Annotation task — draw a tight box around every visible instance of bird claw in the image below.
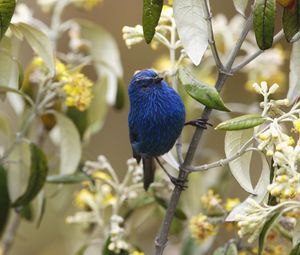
[185,118,212,129]
[169,176,188,190]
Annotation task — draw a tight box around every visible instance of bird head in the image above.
[128,69,164,95]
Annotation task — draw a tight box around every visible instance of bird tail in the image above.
[142,157,155,191]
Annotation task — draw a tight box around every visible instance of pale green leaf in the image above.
[10,23,55,75]
[226,153,270,221]
[216,114,266,131]
[0,112,11,137]
[288,40,300,103]
[76,19,122,79]
[76,19,123,106]
[233,0,249,16]
[0,48,19,89]
[178,69,230,111]
[143,0,163,43]
[173,0,208,65]
[84,78,108,142]
[253,0,276,50]
[53,112,82,175]
[12,143,48,207]
[225,129,254,193]
[7,142,31,203]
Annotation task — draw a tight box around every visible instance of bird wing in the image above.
[129,124,141,164]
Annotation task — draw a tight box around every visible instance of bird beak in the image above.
[153,76,163,83]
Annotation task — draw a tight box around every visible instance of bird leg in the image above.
[155,157,188,190]
[184,118,213,129]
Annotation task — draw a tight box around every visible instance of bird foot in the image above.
[169,176,188,191]
[185,118,212,129]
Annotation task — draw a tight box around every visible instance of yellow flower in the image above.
[92,171,111,181]
[293,119,300,133]
[63,73,93,111]
[201,189,222,210]
[75,189,95,209]
[103,193,117,206]
[189,214,216,243]
[131,251,144,255]
[71,0,102,10]
[224,198,240,212]
[167,0,173,5]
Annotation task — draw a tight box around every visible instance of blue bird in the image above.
[128,69,186,190]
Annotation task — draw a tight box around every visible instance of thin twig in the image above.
[231,30,284,73]
[203,0,224,69]
[1,213,21,255]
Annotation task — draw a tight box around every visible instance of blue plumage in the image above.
[128,69,186,190]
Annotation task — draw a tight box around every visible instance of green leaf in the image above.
[142,0,163,44]
[225,129,254,194]
[67,107,88,139]
[233,0,249,16]
[283,1,300,42]
[53,112,82,175]
[46,173,91,184]
[0,0,16,40]
[178,69,230,112]
[287,40,300,103]
[10,23,55,75]
[12,143,48,207]
[216,114,266,131]
[0,165,10,237]
[290,243,300,255]
[173,0,208,65]
[154,195,187,220]
[258,213,280,255]
[253,0,276,50]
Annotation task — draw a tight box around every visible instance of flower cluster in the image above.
[108,215,128,253]
[235,199,273,243]
[253,81,300,199]
[30,57,94,111]
[189,214,216,243]
[67,156,147,253]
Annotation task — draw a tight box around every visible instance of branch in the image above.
[188,140,255,172]
[155,12,254,255]
[203,0,224,69]
[231,30,284,73]
[1,213,21,255]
